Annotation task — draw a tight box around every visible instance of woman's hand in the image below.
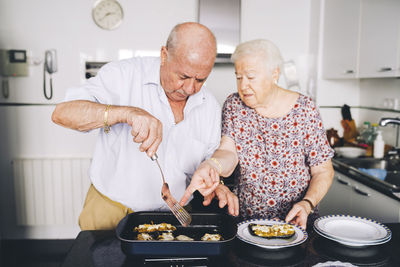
[203,184,239,216]
[285,200,312,229]
[179,160,220,206]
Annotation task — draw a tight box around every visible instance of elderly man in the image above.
[52,22,238,230]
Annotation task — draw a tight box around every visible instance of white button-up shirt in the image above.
[64,57,221,211]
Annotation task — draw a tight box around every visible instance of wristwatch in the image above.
[302,198,315,214]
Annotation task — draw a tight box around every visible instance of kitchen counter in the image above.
[332,158,400,201]
[61,223,400,267]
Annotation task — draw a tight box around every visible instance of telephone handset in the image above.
[43,49,57,100]
[45,50,57,74]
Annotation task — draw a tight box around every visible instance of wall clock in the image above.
[92,0,124,30]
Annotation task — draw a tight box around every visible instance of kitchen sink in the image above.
[335,157,400,187]
[336,157,400,172]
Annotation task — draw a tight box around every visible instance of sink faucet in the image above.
[379,117,400,127]
[379,117,400,149]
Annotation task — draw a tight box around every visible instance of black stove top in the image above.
[61,224,400,267]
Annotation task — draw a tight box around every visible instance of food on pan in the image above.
[134,223,224,242]
[201,233,222,241]
[134,223,176,233]
[175,235,194,241]
[137,233,153,241]
[248,223,295,239]
[157,232,175,241]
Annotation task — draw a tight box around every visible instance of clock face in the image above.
[92,0,123,30]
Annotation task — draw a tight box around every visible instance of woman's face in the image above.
[234,55,275,108]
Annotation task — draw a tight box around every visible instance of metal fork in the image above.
[151,153,192,227]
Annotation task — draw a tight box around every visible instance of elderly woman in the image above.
[181,39,334,229]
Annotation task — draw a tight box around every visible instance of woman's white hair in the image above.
[231,39,283,74]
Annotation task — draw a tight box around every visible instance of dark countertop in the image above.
[332,158,400,201]
[62,223,400,267]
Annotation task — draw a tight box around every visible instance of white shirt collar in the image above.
[143,57,161,85]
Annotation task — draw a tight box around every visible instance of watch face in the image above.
[92,0,123,30]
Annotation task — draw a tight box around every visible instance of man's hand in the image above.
[179,160,220,206]
[126,107,162,157]
[285,201,311,229]
[203,184,239,216]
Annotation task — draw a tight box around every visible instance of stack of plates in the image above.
[237,218,308,249]
[313,215,392,247]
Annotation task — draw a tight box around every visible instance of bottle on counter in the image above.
[365,123,379,156]
[357,121,371,144]
[368,123,379,144]
[373,131,385,158]
[357,121,377,156]
[361,121,370,133]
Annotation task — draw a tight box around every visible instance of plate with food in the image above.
[236,218,308,249]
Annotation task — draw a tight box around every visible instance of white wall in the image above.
[0,0,198,104]
[0,0,199,239]
[241,0,314,96]
[1,0,321,239]
[3,0,390,239]
[208,0,320,107]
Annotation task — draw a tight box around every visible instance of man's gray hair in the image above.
[231,39,283,74]
[166,24,180,52]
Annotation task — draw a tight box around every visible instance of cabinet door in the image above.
[350,178,400,223]
[358,0,400,78]
[322,0,360,79]
[319,173,353,216]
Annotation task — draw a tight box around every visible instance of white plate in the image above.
[334,147,366,158]
[314,227,390,247]
[312,261,357,267]
[236,218,308,249]
[314,215,391,244]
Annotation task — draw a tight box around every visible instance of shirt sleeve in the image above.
[204,95,222,159]
[304,98,334,167]
[221,93,237,140]
[63,61,123,105]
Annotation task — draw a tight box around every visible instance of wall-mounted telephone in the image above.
[43,49,57,100]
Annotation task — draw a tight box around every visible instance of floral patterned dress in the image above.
[222,93,334,220]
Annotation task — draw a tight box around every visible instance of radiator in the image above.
[12,158,91,226]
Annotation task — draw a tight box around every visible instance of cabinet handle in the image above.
[353,187,371,197]
[348,169,360,176]
[344,70,354,74]
[337,177,350,186]
[378,67,393,72]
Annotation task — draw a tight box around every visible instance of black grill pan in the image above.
[116,212,237,257]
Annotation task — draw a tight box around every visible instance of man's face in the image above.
[160,46,214,103]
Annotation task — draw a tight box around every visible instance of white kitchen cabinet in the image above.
[321,0,400,79]
[319,172,400,223]
[358,0,400,78]
[322,0,360,79]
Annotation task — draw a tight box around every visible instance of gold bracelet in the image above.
[209,157,222,175]
[104,104,111,133]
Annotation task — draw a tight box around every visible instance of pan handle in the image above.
[115,213,131,239]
